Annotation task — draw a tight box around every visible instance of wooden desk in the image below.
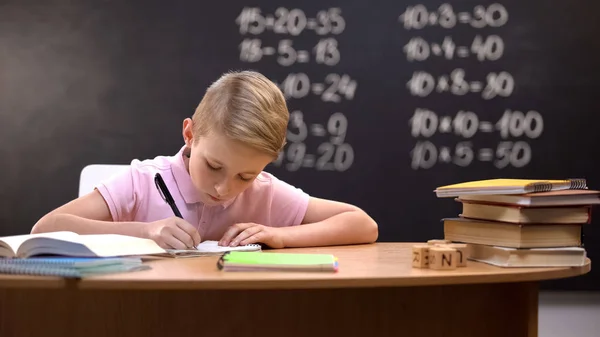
[0,243,591,337]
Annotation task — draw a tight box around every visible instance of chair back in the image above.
[78,164,129,197]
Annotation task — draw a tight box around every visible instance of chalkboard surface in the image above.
[1,0,599,290]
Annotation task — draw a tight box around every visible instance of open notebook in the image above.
[166,240,261,257]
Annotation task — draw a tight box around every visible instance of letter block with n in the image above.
[429,246,458,270]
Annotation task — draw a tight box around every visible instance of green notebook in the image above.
[217,251,339,272]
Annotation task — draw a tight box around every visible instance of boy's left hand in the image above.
[219,223,284,248]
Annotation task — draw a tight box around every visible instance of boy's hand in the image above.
[145,217,201,250]
[219,223,284,248]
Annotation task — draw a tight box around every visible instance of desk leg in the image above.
[0,281,538,337]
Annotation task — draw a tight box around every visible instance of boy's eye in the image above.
[206,161,221,171]
[239,175,253,182]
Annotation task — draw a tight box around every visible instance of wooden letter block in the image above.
[427,239,451,246]
[440,243,468,267]
[429,247,458,270]
[412,245,430,268]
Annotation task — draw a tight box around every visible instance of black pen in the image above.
[154,173,183,218]
[154,173,197,250]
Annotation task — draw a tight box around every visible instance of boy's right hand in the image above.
[145,217,201,250]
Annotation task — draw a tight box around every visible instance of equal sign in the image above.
[478,148,494,161]
[457,47,469,57]
[479,121,493,132]
[310,124,326,136]
[265,15,274,27]
[297,50,310,63]
[303,155,316,167]
[470,81,482,92]
[262,47,275,55]
[458,12,470,23]
[312,83,325,94]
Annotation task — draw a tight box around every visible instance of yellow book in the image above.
[434,178,587,198]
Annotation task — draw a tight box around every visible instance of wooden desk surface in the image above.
[0,242,591,290]
[3,242,572,337]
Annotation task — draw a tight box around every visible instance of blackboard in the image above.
[0,0,599,290]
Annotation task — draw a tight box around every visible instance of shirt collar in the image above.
[170,145,235,209]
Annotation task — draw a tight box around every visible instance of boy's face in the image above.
[182,119,273,206]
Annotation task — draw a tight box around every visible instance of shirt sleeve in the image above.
[94,164,140,222]
[268,175,310,227]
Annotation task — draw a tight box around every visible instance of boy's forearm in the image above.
[31,213,148,238]
[280,210,378,248]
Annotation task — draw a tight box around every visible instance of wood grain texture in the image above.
[0,281,539,337]
[0,243,591,290]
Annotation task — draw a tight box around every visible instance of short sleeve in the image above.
[94,165,140,222]
[268,175,310,227]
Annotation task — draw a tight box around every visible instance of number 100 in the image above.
[496,110,543,139]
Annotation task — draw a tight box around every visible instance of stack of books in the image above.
[433,179,598,267]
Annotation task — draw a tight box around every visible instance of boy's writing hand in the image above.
[219,223,284,248]
[145,217,201,250]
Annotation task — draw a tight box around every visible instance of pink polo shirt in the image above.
[95,146,310,241]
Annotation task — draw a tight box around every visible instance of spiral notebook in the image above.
[0,257,149,278]
[434,178,587,198]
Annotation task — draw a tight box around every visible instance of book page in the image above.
[75,234,166,257]
[0,231,79,256]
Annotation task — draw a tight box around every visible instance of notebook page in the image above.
[195,240,261,253]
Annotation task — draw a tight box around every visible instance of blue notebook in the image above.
[0,257,150,278]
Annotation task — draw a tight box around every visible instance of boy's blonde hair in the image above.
[191,70,289,158]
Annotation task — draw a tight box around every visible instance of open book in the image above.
[0,231,261,259]
[0,231,167,258]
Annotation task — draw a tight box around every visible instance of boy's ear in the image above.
[182,118,194,146]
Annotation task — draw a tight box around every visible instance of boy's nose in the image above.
[214,181,230,197]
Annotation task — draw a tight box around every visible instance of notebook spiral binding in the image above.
[569,178,588,190]
[529,178,588,193]
[216,251,231,270]
[530,183,553,193]
[0,264,82,278]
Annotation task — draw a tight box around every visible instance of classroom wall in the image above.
[539,291,600,337]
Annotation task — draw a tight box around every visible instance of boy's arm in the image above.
[31,190,149,237]
[32,190,201,249]
[220,197,378,248]
[279,197,379,247]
